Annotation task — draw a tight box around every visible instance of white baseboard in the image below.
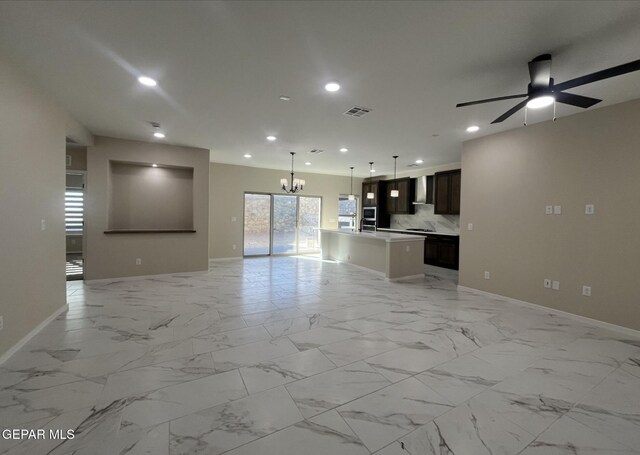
[0,304,68,365]
[457,285,640,338]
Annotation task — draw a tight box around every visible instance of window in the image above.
[65,188,84,234]
[338,196,358,231]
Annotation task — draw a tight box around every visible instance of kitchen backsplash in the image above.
[390,204,460,233]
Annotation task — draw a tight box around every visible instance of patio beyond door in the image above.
[243,193,321,256]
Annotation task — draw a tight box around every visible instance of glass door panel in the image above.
[272,195,298,254]
[243,193,271,256]
[298,196,321,252]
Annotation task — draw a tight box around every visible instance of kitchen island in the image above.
[320,229,425,280]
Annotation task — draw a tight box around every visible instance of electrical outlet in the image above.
[582,285,592,297]
[405,245,410,252]
[545,205,553,215]
[544,279,551,288]
[41,219,46,231]
[553,205,562,215]
[552,280,560,290]
[135,258,142,265]
[484,271,490,280]
[231,217,237,222]
[467,223,473,231]
[585,204,595,215]
[0,315,3,331]
[232,244,236,250]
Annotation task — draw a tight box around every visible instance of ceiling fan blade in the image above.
[554,92,602,108]
[490,99,529,124]
[456,93,527,108]
[554,59,640,92]
[528,54,552,88]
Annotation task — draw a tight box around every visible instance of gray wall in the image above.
[85,136,210,280]
[0,55,67,357]
[460,99,640,330]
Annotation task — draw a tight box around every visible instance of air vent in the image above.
[309,149,324,154]
[343,106,372,117]
[149,121,161,128]
[407,163,419,168]
[65,137,78,144]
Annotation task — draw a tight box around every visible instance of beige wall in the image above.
[85,137,209,280]
[209,163,363,259]
[66,145,87,171]
[0,55,67,357]
[109,163,193,231]
[460,99,640,330]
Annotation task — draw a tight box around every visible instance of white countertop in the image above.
[320,229,425,243]
[376,228,460,237]
[378,228,460,237]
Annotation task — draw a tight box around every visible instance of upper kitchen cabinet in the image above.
[434,169,461,215]
[385,177,416,215]
[362,180,382,207]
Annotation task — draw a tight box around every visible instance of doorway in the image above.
[243,193,321,256]
[65,172,85,280]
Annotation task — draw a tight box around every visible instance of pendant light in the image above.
[280,152,305,193]
[390,155,399,198]
[366,162,375,199]
[348,166,355,201]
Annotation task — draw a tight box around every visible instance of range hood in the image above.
[413,175,434,205]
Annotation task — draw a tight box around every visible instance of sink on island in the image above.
[319,229,425,280]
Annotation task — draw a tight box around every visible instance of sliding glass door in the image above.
[243,193,271,256]
[243,193,321,256]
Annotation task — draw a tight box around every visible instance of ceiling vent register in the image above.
[309,149,324,154]
[343,106,372,117]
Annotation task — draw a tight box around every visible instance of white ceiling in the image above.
[1,1,640,177]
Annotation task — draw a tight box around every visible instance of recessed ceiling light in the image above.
[371,169,376,173]
[339,148,348,153]
[244,154,252,158]
[305,162,311,166]
[151,163,158,168]
[526,95,555,109]
[153,132,165,138]
[266,135,277,141]
[138,76,157,87]
[279,95,291,101]
[415,159,424,164]
[324,82,340,92]
[466,125,480,133]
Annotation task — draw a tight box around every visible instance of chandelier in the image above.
[280,152,305,193]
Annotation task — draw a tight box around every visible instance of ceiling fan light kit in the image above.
[456,54,640,125]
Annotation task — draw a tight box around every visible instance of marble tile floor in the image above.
[1,256,640,455]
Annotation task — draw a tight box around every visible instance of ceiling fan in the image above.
[456,54,640,124]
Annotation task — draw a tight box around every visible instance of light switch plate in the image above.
[585,204,595,215]
[553,205,562,215]
[231,217,237,222]
[41,219,46,231]
[467,223,473,231]
[545,205,553,215]
[582,285,592,297]
[484,271,490,280]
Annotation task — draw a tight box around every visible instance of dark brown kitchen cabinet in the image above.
[385,177,416,215]
[362,181,380,207]
[434,169,461,215]
[424,234,459,270]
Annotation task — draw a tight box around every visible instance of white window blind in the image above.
[65,189,84,234]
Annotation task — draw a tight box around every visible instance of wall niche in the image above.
[107,161,195,232]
